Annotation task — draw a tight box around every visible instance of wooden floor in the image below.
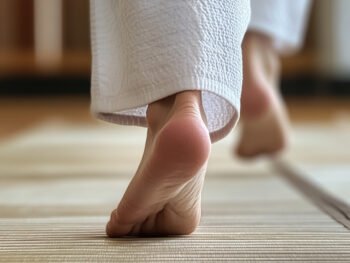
[0,97,349,262]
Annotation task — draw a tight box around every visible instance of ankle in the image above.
[173,91,205,121]
[241,32,282,119]
[146,95,175,132]
[146,91,207,131]
[244,31,280,79]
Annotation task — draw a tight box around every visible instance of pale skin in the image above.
[106,31,290,237]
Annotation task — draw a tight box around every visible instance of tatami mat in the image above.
[0,121,349,262]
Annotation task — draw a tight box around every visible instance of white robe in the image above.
[90,0,311,142]
[250,0,311,54]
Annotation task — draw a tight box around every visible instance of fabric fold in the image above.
[90,0,250,142]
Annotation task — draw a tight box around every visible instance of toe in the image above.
[106,210,133,238]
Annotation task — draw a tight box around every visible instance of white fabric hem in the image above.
[248,22,302,55]
[91,76,240,143]
[249,0,311,55]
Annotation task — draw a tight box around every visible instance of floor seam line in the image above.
[272,159,350,230]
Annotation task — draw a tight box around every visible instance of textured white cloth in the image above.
[249,0,311,54]
[90,0,250,142]
[90,0,310,142]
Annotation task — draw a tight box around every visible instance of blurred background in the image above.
[0,0,349,136]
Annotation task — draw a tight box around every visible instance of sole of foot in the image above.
[106,91,211,237]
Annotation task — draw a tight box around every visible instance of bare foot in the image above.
[235,32,290,158]
[106,91,211,237]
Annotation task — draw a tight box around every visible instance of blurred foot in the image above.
[235,32,290,158]
[106,91,211,237]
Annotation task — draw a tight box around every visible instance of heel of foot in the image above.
[155,117,211,179]
[241,80,272,119]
